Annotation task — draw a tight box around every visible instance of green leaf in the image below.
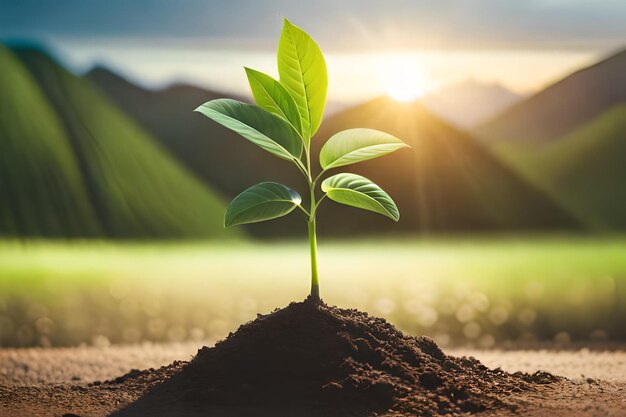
[195,99,302,161]
[319,128,409,170]
[277,18,327,141]
[244,67,302,136]
[321,173,400,221]
[225,182,302,227]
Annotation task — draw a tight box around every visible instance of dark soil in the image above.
[110,298,560,416]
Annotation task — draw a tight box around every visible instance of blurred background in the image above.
[1,0,625,348]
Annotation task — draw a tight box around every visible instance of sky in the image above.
[1,0,625,103]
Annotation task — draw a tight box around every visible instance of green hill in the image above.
[495,105,626,231]
[476,48,626,143]
[311,98,583,235]
[0,45,99,237]
[2,44,239,239]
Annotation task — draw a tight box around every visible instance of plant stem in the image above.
[306,146,320,301]
[308,216,320,301]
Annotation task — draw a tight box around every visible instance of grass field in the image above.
[1,237,625,348]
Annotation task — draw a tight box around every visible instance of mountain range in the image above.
[87,65,583,236]
[422,80,523,129]
[477,49,626,143]
[476,48,626,230]
[3,42,625,238]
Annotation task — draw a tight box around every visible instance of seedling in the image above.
[196,19,409,302]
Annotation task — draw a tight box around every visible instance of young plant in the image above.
[196,19,409,302]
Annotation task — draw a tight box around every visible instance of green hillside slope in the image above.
[0,45,99,237]
[495,105,626,230]
[5,45,238,239]
[311,98,583,235]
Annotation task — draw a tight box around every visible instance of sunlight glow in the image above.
[377,53,431,102]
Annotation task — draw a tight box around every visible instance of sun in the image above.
[377,53,430,102]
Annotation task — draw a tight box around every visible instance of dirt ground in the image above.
[1,342,625,416]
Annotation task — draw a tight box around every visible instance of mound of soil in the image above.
[112,299,559,416]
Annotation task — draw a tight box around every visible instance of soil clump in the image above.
[111,299,559,416]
